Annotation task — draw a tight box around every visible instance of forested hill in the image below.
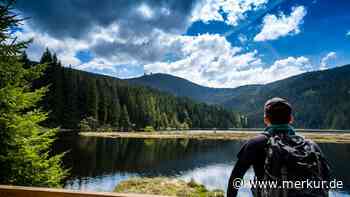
[128,65,350,130]
[28,49,244,130]
[223,65,350,129]
[127,73,244,104]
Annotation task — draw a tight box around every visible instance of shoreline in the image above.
[79,131,350,143]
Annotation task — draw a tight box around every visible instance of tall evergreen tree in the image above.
[62,68,79,128]
[0,0,66,187]
[109,99,121,128]
[160,113,169,129]
[119,105,131,131]
[40,48,53,64]
[20,51,31,68]
[86,78,98,119]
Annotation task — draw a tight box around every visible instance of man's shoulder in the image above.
[240,133,269,152]
[246,133,269,146]
[237,133,268,160]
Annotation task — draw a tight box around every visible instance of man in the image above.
[227,97,330,197]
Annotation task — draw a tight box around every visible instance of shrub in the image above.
[79,116,98,131]
[144,126,155,132]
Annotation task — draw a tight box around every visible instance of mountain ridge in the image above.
[126,65,350,129]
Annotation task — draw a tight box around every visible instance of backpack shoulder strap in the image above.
[260,132,270,137]
[260,132,271,140]
[260,132,272,147]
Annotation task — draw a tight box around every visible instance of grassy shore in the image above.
[114,177,224,197]
[79,130,350,143]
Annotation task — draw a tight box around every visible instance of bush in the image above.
[180,122,190,130]
[144,126,155,132]
[79,116,98,131]
[79,119,91,131]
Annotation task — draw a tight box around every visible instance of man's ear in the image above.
[289,115,294,124]
[264,116,271,126]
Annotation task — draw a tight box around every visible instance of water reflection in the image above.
[53,136,350,196]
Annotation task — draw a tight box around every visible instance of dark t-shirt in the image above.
[227,134,268,197]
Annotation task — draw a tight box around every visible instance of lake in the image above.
[53,135,350,196]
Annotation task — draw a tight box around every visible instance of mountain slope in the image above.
[128,73,214,103]
[223,65,350,129]
[127,73,262,104]
[127,65,350,129]
[30,50,243,130]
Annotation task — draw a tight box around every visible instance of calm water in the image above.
[53,135,350,196]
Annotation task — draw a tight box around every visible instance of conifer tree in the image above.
[0,0,67,187]
[87,78,98,119]
[119,105,131,131]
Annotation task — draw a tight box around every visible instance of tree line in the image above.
[23,49,245,131]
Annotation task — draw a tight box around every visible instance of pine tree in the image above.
[109,86,121,128]
[87,78,98,119]
[98,91,108,125]
[110,99,121,128]
[62,67,79,128]
[40,48,53,64]
[160,113,169,130]
[51,58,64,126]
[20,51,31,68]
[0,1,67,187]
[119,105,131,131]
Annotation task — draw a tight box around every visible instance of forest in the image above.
[25,49,245,131]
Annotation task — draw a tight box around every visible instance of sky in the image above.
[13,0,350,88]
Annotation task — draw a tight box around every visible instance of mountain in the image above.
[128,73,235,104]
[128,73,264,104]
[29,50,243,130]
[127,65,350,129]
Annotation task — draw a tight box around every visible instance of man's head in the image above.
[264,97,293,125]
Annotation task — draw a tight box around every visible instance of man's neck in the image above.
[265,124,295,135]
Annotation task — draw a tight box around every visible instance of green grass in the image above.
[114,177,224,197]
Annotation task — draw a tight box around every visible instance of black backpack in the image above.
[258,133,330,197]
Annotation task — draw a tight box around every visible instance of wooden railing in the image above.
[0,185,168,197]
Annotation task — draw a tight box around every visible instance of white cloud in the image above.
[76,57,114,71]
[160,7,171,16]
[272,56,311,70]
[238,34,248,43]
[346,30,350,37]
[144,33,311,88]
[191,0,268,26]
[14,21,125,67]
[320,51,336,70]
[254,6,307,42]
[14,21,88,65]
[191,0,224,24]
[136,4,154,20]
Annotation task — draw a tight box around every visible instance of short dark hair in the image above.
[264,97,292,124]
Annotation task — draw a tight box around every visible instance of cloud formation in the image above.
[144,34,310,88]
[191,0,268,26]
[14,0,199,67]
[320,51,336,70]
[254,6,307,42]
[14,0,322,88]
[15,0,196,39]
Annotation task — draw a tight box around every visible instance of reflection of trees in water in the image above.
[54,136,244,179]
[54,137,350,193]
[318,143,350,191]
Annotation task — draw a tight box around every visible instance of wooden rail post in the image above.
[0,185,169,197]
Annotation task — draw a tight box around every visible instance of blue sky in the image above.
[14,0,350,88]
